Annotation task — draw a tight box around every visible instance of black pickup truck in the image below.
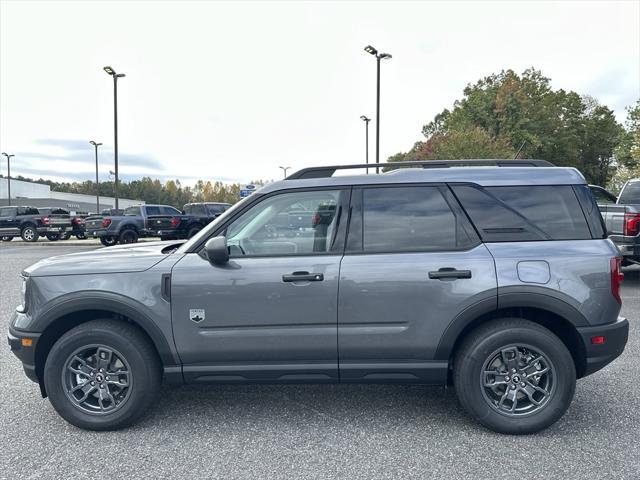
[84,204,183,246]
[0,206,71,242]
[152,202,232,240]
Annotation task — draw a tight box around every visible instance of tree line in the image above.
[388,68,639,193]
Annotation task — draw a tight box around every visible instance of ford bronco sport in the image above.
[8,160,629,434]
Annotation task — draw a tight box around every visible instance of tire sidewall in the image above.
[44,324,158,430]
[455,322,576,434]
[187,225,202,238]
[118,229,138,244]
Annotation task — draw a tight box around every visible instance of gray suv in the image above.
[8,160,629,434]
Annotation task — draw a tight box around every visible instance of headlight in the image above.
[18,275,28,313]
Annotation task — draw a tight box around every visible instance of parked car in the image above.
[0,206,68,242]
[8,160,628,434]
[589,181,640,265]
[84,204,183,246]
[153,202,232,240]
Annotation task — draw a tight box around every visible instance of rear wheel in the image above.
[1,236,13,242]
[44,320,161,430]
[118,229,139,244]
[100,236,118,247]
[21,225,39,242]
[75,232,86,240]
[454,318,575,434]
[187,225,202,238]
[46,233,60,241]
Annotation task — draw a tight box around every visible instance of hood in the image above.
[24,240,186,277]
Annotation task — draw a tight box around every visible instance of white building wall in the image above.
[0,177,50,198]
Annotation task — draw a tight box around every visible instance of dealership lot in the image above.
[1,245,638,479]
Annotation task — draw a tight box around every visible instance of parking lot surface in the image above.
[1,245,638,479]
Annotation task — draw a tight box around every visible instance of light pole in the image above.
[364,45,392,173]
[279,166,291,178]
[103,66,125,210]
[90,141,103,213]
[360,115,371,173]
[1,152,14,206]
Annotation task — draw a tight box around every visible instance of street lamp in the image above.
[360,115,371,173]
[90,141,103,213]
[279,166,291,178]
[364,45,392,173]
[1,152,14,206]
[103,65,126,210]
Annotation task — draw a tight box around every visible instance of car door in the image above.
[171,188,350,383]
[337,185,497,383]
[0,207,18,236]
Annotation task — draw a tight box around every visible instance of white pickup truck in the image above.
[590,179,640,265]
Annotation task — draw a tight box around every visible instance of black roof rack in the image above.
[286,159,554,180]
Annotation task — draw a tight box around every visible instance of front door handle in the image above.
[282,271,324,282]
[428,268,472,280]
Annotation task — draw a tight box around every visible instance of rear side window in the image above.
[618,181,640,205]
[452,185,592,241]
[145,206,162,216]
[574,185,606,238]
[360,186,477,252]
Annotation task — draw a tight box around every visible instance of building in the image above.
[0,177,144,214]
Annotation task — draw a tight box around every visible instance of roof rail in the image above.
[286,159,555,180]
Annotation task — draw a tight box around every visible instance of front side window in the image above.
[225,190,343,257]
[124,207,142,216]
[618,181,640,205]
[361,186,475,252]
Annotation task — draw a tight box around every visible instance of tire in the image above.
[118,228,139,244]
[46,233,60,241]
[21,225,40,242]
[187,225,202,239]
[75,232,86,240]
[60,232,71,240]
[1,236,13,242]
[100,236,118,247]
[453,318,575,435]
[43,319,161,431]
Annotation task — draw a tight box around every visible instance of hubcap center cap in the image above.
[512,374,521,383]
[95,374,104,382]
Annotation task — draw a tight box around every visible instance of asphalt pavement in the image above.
[1,245,638,479]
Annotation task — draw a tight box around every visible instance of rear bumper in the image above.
[609,234,640,260]
[577,316,629,377]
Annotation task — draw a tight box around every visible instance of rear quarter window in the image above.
[618,181,640,205]
[451,185,593,241]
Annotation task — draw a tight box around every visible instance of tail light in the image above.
[610,257,624,304]
[623,213,640,236]
[170,217,180,227]
[41,217,50,225]
[102,218,112,228]
[72,217,82,225]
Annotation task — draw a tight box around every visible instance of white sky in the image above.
[1,0,639,185]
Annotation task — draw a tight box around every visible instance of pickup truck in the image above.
[84,204,183,246]
[0,206,69,242]
[153,202,231,240]
[590,180,640,265]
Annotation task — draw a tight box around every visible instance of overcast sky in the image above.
[1,0,639,186]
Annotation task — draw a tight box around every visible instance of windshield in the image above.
[618,181,640,205]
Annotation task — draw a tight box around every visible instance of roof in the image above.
[259,166,587,194]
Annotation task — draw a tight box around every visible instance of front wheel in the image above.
[43,320,161,430]
[454,318,575,434]
[46,233,59,241]
[75,232,86,240]
[1,236,13,242]
[118,229,139,244]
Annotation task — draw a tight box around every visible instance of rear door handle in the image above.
[282,271,324,282]
[428,268,472,280]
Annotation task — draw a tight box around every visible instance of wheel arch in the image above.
[437,297,588,380]
[33,296,181,396]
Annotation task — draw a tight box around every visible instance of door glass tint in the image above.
[452,185,592,241]
[618,181,640,205]
[145,206,162,216]
[226,190,342,256]
[362,186,472,252]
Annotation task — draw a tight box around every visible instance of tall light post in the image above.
[364,45,392,173]
[103,66,125,210]
[360,115,371,173]
[90,141,103,213]
[279,166,291,178]
[1,152,14,206]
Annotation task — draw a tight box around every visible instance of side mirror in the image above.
[204,236,229,265]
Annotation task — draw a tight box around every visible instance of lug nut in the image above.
[511,385,516,390]
[91,381,95,386]
[520,382,526,387]
[505,376,510,381]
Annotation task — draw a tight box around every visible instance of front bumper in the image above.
[577,316,629,377]
[8,320,40,384]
